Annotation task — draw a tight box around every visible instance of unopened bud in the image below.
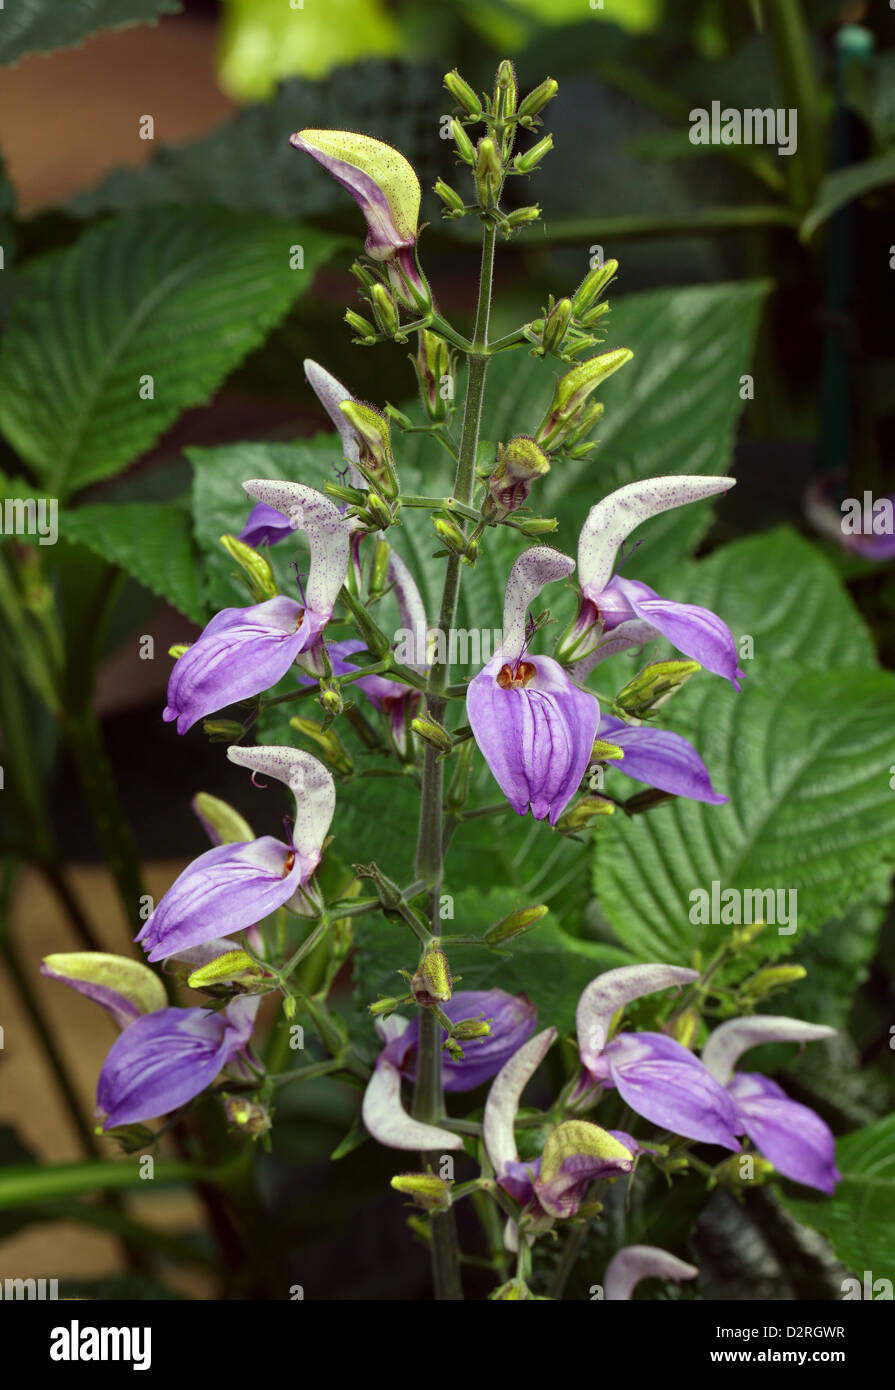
[411,715,453,752]
[415,329,452,422]
[168,643,190,659]
[202,719,246,743]
[224,1095,272,1139]
[359,492,395,531]
[339,400,399,500]
[536,348,633,449]
[349,260,377,290]
[670,1010,700,1049]
[370,539,391,595]
[515,515,559,537]
[451,117,475,165]
[615,660,701,717]
[220,534,278,602]
[451,1017,492,1041]
[556,795,615,832]
[591,738,625,762]
[517,77,558,123]
[487,435,550,515]
[411,948,452,1005]
[192,792,254,846]
[289,716,354,775]
[369,994,408,1017]
[541,296,571,354]
[475,136,502,208]
[490,1279,533,1300]
[188,950,264,990]
[434,178,466,214]
[494,59,517,120]
[391,1172,453,1212]
[370,282,399,336]
[571,259,618,317]
[325,480,368,507]
[502,205,541,230]
[345,308,377,342]
[485,903,549,946]
[513,134,553,174]
[444,69,482,119]
[433,514,469,554]
[747,965,807,997]
[730,920,767,950]
[319,685,344,717]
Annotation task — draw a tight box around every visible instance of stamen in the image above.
[497,660,536,690]
[282,851,296,878]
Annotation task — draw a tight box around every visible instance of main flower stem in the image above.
[412,221,497,1302]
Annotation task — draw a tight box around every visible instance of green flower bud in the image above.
[615,660,701,717]
[451,117,476,166]
[536,348,633,449]
[168,643,190,659]
[517,77,558,123]
[192,792,254,845]
[578,300,611,330]
[490,1279,533,1300]
[571,259,618,316]
[475,136,502,209]
[494,59,518,120]
[515,515,559,537]
[188,950,265,990]
[484,903,549,946]
[224,1095,272,1139]
[556,795,615,832]
[444,69,482,119]
[513,134,554,174]
[202,719,247,743]
[730,920,767,950]
[414,329,452,422]
[345,308,377,342]
[325,480,369,507]
[411,714,453,752]
[433,514,469,554]
[289,716,354,776]
[541,295,571,354]
[358,491,396,531]
[450,1017,492,1041]
[502,205,541,230]
[370,538,391,596]
[487,435,550,515]
[591,738,625,762]
[559,400,605,450]
[369,994,410,1017]
[412,948,453,1005]
[339,400,399,500]
[670,1010,700,1049]
[349,260,377,290]
[747,965,808,997]
[370,282,399,337]
[219,533,278,602]
[434,178,466,214]
[390,1172,453,1212]
[319,685,344,717]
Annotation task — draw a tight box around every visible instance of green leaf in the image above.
[482,280,769,588]
[63,500,206,624]
[802,150,895,240]
[591,529,894,962]
[0,210,342,497]
[0,0,182,67]
[781,1114,895,1276]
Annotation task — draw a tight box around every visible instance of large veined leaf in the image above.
[781,1114,895,1276]
[0,211,342,497]
[481,280,768,589]
[63,501,205,625]
[591,525,893,962]
[0,0,181,67]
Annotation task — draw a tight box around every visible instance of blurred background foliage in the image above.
[0,0,893,1300]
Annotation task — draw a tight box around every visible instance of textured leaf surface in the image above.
[63,501,205,624]
[0,0,181,67]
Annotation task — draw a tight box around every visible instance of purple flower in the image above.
[362,1013,465,1153]
[597,714,726,805]
[603,1245,698,1301]
[483,1028,635,1244]
[467,547,600,825]
[703,1016,840,1194]
[290,130,429,309]
[165,483,350,734]
[136,747,335,963]
[805,477,895,561]
[574,964,741,1150]
[376,989,537,1093]
[40,952,167,1030]
[566,477,743,687]
[97,996,259,1129]
[238,503,296,549]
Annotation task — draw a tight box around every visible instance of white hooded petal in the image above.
[483,1026,557,1173]
[500,547,575,662]
[577,476,735,595]
[362,1062,464,1151]
[227,745,335,864]
[702,1016,837,1086]
[241,480,350,620]
[303,359,363,485]
[604,1245,698,1301]
[576,964,698,1074]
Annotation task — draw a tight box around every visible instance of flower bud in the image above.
[714,1153,775,1188]
[325,480,368,507]
[502,205,541,230]
[349,260,377,290]
[517,77,558,123]
[571,259,618,317]
[556,795,615,832]
[669,1010,700,1049]
[474,136,502,208]
[224,1095,272,1139]
[390,1172,453,1212]
[202,719,247,742]
[615,660,701,718]
[536,348,633,449]
[339,400,399,500]
[444,69,482,119]
[411,948,452,1005]
[494,59,517,120]
[450,1017,493,1041]
[192,792,254,846]
[414,329,452,422]
[559,400,605,450]
[219,534,278,602]
[345,308,377,342]
[434,178,466,214]
[451,117,475,165]
[369,538,391,596]
[541,296,571,354]
[730,921,767,950]
[187,950,265,990]
[513,134,554,174]
[578,300,611,330]
[370,282,399,337]
[411,714,453,752]
[319,685,344,717]
[369,994,409,1017]
[591,738,625,762]
[168,643,190,659]
[433,514,470,554]
[746,965,807,998]
[515,515,559,537]
[289,716,354,776]
[490,1279,533,1300]
[484,903,549,946]
[487,435,551,515]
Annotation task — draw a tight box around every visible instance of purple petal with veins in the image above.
[598,714,727,804]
